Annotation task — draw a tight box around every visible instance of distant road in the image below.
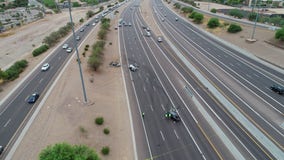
[172,0,281,30]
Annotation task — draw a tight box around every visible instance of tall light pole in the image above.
[68,0,88,103]
[250,0,259,40]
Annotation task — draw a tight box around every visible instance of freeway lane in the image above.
[0,4,124,157]
[119,1,239,159]
[152,0,283,158]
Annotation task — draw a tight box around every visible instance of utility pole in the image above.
[250,0,259,41]
[68,0,88,103]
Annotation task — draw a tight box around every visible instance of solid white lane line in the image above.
[4,118,11,127]
[153,86,156,91]
[174,129,180,139]
[150,104,154,111]
[160,130,165,141]
[161,104,165,111]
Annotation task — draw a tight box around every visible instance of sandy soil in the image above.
[1,0,284,160]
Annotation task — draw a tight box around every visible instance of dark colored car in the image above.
[0,145,4,155]
[270,84,284,95]
[27,92,40,104]
[165,110,180,122]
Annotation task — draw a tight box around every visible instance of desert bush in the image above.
[32,44,49,57]
[79,18,84,23]
[248,12,257,21]
[181,6,193,13]
[275,27,284,41]
[103,128,110,135]
[207,18,220,28]
[193,13,204,24]
[227,24,242,33]
[210,8,217,13]
[188,11,197,19]
[229,9,243,19]
[173,3,181,9]
[72,2,81,7]
[2,60,28,81]
[95,117,104,125]
[101,146,110,155]
[86,10,95,19]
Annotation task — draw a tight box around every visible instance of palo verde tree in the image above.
[39,142,100,160]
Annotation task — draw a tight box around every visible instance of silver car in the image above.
[66,47,73,53]
[41,63,50,71]
[62,43,68,49]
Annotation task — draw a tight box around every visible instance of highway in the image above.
[0,4,122,158]
[119,0,283,159]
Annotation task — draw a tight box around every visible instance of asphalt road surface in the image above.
[120,0,283,159]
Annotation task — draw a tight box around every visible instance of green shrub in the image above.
[3,60,28,81]
[101,146,110,155]
[103,128,110,135]
[95,117,104,125]
[188,11,197,19]
[181,6,193,14]
[32,44,49,57]
[72,2,81,7]
[227,24,242,33]
[86,10,95,18]
[173,3,181,9]
[275,27,284,41]
[210,8,217,13]
[193,13,204,24]
[229,9,243,19]
[207,18,220,28]
[79,18,84,23]
[248,12,257,21]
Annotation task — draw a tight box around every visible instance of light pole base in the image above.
[246,38,257,43]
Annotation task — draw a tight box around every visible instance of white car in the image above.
[76,36,80,41]
[129,64,138,72]
[62,43,68,49]
[41,63,50,71]
[92,22,96,26]
[146,31,151,37]
[66,47,73,53]
[157,37,162,42]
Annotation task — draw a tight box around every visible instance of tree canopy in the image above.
[39,143,100,160]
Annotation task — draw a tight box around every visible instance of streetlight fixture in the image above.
[67,0,88,103]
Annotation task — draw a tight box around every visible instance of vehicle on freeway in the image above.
[129,64,138,72]
[157,36,162,42]
[66,47,73,53]
[80,28,84,32]
[76,36,80,41]
[142,25,147,29]
[270,84,284,94]
[175,17,179,21]
[165,109,180,122]
[161,18,165,22]
[146,27,150,31]
[27,92,39,104]
[0,145,4,155]
[92,22,96,26]
[62,43,69,49]
[118,23,122,27]
[85,23,90,26]
[146,31,151,37]
[41,63,50,71]
[128,22,132,26]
